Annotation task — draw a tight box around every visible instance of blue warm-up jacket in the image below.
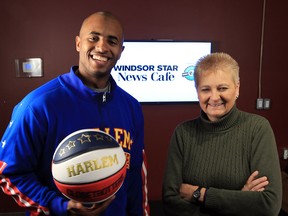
[0,66,149,216]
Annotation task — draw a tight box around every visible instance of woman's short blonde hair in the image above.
[194,52,240,88]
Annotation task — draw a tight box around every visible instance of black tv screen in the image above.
[111,40,212,103]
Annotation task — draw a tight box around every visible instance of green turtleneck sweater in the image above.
[162,106,282,216]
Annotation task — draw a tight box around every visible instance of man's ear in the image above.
[118,46,125,60]
[75,36,80,52]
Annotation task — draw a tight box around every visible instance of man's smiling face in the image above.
[75,13,124,81]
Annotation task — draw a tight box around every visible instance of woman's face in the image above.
[197,69,239,122]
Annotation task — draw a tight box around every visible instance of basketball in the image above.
[51,129,127,204]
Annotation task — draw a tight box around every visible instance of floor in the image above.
[149,200,288,216]
[150,200,164,216]
[280,209,288,216]
[0,203,286,216]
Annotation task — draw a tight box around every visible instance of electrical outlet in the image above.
[256,98,264,109]
[284,148,288,160]
[263,98,270,109]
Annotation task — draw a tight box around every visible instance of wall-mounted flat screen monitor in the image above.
[111,40,212,103]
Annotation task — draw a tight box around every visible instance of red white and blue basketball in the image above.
[51,129,127,204]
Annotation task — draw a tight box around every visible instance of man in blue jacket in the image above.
[0,11,150,216]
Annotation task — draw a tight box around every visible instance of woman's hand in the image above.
[242,170,269,191]
[180,184,206,202]
[180,183,196,201]
[179,170,268,204]
[67,196,115,216]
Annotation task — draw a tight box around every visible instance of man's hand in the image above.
[242,170,269,191]
[67,196,115,216]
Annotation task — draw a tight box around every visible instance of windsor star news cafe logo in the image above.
[113,64,196,82]
[182,66,195,81]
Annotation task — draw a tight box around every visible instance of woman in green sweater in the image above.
[162,52,282,216]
